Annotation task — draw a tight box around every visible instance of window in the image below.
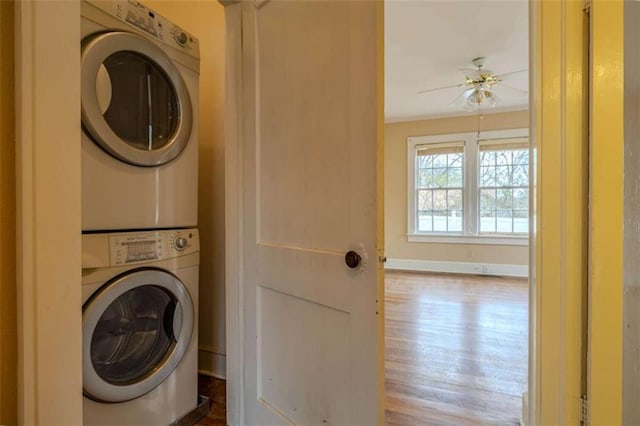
[415,142,464,233]
[479,138,529,234]
[407,128,529,245]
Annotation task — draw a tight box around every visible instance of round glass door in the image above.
[100,51,179,152]
[83,269,193,403]
[81,31,192,167]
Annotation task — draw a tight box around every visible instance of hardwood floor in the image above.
[194,375,227,425]
[193,271,528,425]
[385,271,528,425]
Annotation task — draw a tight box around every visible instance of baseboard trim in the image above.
[385,258,528,278]
[198,346,226,380]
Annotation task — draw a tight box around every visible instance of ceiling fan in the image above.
[417,57,528,111]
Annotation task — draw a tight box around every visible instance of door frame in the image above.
[222,2,243,424]
[588,0,624,423]
[222,1,594,425]
[11,0,617,423]
[14,0,83,423]
[530,1,590,424]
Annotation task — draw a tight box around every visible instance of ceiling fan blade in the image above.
[495,82,528,97]
[417,83,464,94]
[494,69,528,80]
[451,87,475,106]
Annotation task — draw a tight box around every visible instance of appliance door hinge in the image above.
[581,394,589,425]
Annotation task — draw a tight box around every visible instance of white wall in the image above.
[146,1,227,378]
[385,110,529,272]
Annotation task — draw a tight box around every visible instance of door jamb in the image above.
[531,1,589,424]
[222,2,244,425]
[15,0,83,423]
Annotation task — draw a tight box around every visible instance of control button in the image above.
[174,31,188,45]
[175,237,188,251]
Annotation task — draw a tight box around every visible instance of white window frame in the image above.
[407,128,529,246]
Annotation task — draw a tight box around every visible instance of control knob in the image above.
[174,236,188,251]
[174,31,188,45]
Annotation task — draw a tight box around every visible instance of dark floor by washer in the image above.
[195,375,226,425]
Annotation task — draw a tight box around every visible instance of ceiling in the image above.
[385,0,529,123]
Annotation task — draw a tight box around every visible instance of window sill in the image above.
[407,233,529,246]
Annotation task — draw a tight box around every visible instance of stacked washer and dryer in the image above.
[80,1,201,424]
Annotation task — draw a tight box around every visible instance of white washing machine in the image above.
[81,0,199,231]
[82,228,199,425]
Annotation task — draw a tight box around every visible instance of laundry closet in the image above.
[78,1,226,424]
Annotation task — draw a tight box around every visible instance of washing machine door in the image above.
[82,269,194,403]
[81,31,192,167]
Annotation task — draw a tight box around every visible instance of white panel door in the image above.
[239,1,381,424]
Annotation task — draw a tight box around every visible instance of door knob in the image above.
[345,251,362,269]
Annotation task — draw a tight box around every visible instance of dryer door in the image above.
[83,268,194,403]
[81,31,192,167]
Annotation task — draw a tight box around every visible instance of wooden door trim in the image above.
[533,0,589,424]
[588,0,624,423]
[223,2,243,425]
[15,1,82,423]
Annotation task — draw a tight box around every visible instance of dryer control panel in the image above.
[88,0,199,55]
[109,228,199,266]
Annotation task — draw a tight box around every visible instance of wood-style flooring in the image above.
[195,271,528,425]
[385,271,528,425]
[195,375,226,425]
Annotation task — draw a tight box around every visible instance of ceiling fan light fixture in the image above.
[417,57,528,113]
[482,88,500,107]
[461,86,497,111]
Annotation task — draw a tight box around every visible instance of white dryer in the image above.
[81,0,199,231]
[82,229,199,425]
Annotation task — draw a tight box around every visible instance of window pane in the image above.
[480,189,497,210]
[496,210,513,233]
[514,188,528,210]
[418,212,432,232]
[417,155,432,169]
[448,167,463,187]
[496,188,513,210]
[447,190,463,210]
[448,153,463,167]
[495,165,511,186]
[433,190,447,210]
[418,190,432,211]
[513,210,528,233]
[480,166,495,187]
[433,154,448,168]
[433,210,447,231]
[448,210,463,232]
[480,210,496,233]
[513,149,529,165]
[417,169,431,188]
[431,168,448,188]
[513,165,529,186]
[496,151,510,166]
[480,151,495,167]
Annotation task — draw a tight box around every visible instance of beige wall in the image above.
[0,1,17,423]
[146,1,227,376]
[385,110,529,266]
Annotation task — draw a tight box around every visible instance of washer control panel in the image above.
[109,228,199,266]
[89,0,199,55]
